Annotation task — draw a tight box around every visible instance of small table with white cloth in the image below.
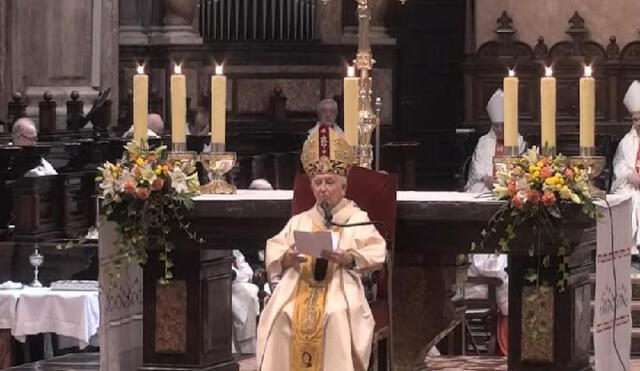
[0,286,99,367]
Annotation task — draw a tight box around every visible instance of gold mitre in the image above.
[301,124,355,178]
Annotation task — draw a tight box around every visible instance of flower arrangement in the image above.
[97,140,201,284]
[472,146,598,290]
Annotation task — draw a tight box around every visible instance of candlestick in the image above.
[344,65,359,146]
[171,63,187,150]
[580,65,595,154]
[503,69,519,155]
[540,66,557,155]
[133,64,149,143]
[211,64,227,147]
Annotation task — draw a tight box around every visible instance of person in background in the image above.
[188,106,210,136]
[464,89,526,356]
[612,80,640,266]
[232,249,260,354]
[308,99,344,136]
[12,118,57,176]
[122,113,164,139]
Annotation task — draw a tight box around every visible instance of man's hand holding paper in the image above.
[293,231,339,258]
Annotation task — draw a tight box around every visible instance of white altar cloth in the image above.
[594,195,632,371]
[0,287,99,348]
[194,190,497,203]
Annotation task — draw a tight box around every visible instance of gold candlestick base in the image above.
[200,152,236,194]
[569,155,606,200]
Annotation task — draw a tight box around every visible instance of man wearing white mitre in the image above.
[256,124,386,371]
[612,80,640,260]
[464,89,526,355]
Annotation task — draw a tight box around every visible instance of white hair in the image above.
[13,118,37,135]
[249,178,274,190]
[317,99,338,123]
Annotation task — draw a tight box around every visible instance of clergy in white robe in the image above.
[307,99,345,137]
[232,249,260,354]
[465,89,524,355]
[257,124,386,371]
[611,80,640,255]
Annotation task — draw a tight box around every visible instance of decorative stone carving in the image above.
[534,36,549,60]
[162,0,196,26]
[607,36,620,58]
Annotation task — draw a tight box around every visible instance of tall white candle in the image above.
[211,64,227,145]
[133,64,149,142]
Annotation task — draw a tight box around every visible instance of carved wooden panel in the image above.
[12,0,94,87]
[201,267,233,362]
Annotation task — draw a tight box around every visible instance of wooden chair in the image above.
[464,276,503,355]
[291,166,397,371]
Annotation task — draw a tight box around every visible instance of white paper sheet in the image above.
[293,231,338,258]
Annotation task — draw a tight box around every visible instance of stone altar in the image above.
[100,190,596,371]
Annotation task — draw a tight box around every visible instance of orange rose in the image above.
[527,190,541,204]
[565,168,574,180]
[512,192,526,209]
[147,154,157,164]
[151,178,164,191]
[507,180,517,196]
[135,187,150,200]
[133,166,142,177]
[540,166,553,179]
[123,180,136,194]
[542,191,556,206]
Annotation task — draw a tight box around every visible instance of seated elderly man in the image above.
[123,113,164,138]
[12,118,57,176]
[308,99,344,136]
[257,124,386,371]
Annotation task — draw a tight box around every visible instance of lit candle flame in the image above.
[347,65,356,77]
[584,64,593,77]
[508,69,515,77]
[215,64,224,75]
[174,63,182,75]
[545,66,553,77]
[136,64,145,74]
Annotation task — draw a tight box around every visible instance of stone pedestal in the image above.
[139,245,237,371]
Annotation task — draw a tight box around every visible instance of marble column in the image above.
[5,0,119,129]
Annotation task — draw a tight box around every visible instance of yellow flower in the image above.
[532,170,540,179]
[135,157,145,167]
[545,177,556,186]
[155,167,163,175]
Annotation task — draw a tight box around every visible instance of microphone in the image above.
[314,202,332,281]
[320,201,333,228]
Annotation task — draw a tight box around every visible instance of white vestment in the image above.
[257,199,386,371]
[24,158,57,177]
[611,128,640,253]
[464,128,526,193]
[464,128,523,315]
[232,249,259,354]
[465,254,509,315]
[122,127,159,139]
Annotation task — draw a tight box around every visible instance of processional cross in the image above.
[322,0,408,168]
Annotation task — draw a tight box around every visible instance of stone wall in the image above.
[475,0,640,49]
